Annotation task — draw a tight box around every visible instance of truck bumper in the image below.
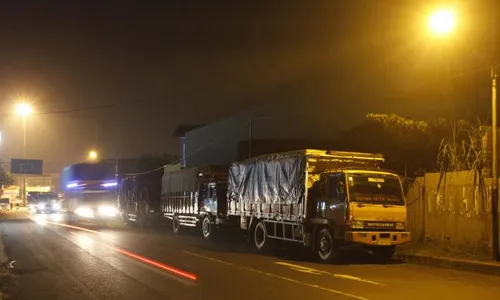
[345,231,411,246]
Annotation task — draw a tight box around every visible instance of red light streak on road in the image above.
[69,231,198,281]
[112,246,198,281]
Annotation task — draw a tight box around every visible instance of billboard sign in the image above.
[10,159,43,175]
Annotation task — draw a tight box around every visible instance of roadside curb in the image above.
[0,232,6,267]
[0,231,6,300]
[395,253,500,276]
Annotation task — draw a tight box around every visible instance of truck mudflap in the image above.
[345,231,411,246]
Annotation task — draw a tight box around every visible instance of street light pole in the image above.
[492,65,499,261]
[22,115,27,206]
[23,116,27,158]
[15,102,32,207]
[491,9,499,261]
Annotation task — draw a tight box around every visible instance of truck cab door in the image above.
[202,182,217,213]
[324,173,347,225]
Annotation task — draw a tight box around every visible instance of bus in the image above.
[61,162,119,224]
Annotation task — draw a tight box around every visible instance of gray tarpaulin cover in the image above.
[228,153,306,205]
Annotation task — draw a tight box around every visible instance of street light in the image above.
[15,102,32,207]
[88,150,98,161]
[427,8,499,261]
[15,102,32,158]
[428,8,456,36]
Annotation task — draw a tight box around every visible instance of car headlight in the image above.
[37,203,46,210]
[395,222,406,230]
[75,207,94,218]
[52,203,61,210]
[98,205,118,217]
[349,220,364,229]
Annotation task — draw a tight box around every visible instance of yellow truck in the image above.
[227,149,411,263]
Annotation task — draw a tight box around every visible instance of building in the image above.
[176,101,345,167]
[172,124,205,168]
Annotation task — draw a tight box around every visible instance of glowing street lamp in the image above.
[428,8,456,36]
[15,102,32,117]
[88,150,98,161]
[15,102,33,159]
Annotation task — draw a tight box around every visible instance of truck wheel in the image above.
[173,215,181,234]
[371,246,395,262]
[253,221,268,252]
[317,228,340,264]
[201,216,213,239]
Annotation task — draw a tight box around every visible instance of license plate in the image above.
[378,239,391,246]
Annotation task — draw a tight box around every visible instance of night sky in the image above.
[0,1,494,173]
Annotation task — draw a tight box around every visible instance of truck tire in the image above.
[201,216,213,239]
[173,215,181,234]
[253,221,269,252]
[316,228,340,264]
[371,246,395,262]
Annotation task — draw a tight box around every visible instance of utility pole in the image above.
[22,116,27,206]
[248,116,253,159]
[491,7,499,261]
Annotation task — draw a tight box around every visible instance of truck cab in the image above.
[310,168,410,260]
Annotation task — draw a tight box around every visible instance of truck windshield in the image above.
[80,191,115,203]
[347,173,404,205]
[37,194,58,202]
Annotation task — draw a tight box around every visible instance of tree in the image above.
[0,166,15,187]
[345,113,487,176]
[436,118,484,173]
[336,113,445,175]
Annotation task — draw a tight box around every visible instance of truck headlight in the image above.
[75,207,94,218]
[98,205,118,217]
[53,203,61,210]
[395,222,406,230]
[349,220,364,229]
[37,203,46,210]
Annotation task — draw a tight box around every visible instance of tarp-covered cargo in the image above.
[118,169,163,212]
[228,152,306,205]
[228,149,384,220]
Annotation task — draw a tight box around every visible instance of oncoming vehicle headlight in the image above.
[75,207,94,218]
[98,206,118,217]
[37,203,46,210]
[53,203,61,210]
[395,222,406,230]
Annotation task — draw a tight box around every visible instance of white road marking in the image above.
[275,261,386,286]
[275,261,330,275]
[183,250,370,300]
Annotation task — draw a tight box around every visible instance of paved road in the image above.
[1,213,500,300]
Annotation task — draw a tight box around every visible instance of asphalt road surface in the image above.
[1,213,500,300]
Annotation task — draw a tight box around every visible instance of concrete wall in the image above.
[406,171,493,249]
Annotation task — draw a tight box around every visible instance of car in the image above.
[28,192,61,214]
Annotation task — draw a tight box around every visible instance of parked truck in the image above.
[227,149,411,262]
[118,169,163,227]
[161,149,410,262]
[161,165,228,238]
